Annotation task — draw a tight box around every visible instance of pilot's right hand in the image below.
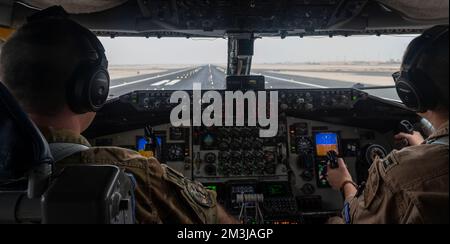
[394,131,424,146]
[327,158,353,191]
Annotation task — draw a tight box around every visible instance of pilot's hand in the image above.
[394,131,424,146]
[327,158,353,191]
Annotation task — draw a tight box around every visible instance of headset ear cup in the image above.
[66,64,110,114]
[88,68,110,112]
[396,79,424,112]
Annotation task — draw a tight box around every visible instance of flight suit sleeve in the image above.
[346,155,404,224]
[125,157,218,224]
[68,146,219,224]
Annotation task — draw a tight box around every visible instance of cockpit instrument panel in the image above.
[87,88,418,224]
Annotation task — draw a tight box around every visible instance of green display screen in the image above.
[265,184,287,197]
[205,185,217,192]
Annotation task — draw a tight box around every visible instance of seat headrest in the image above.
[0,82,53,183]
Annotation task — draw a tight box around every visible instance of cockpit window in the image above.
[101,35,417,101]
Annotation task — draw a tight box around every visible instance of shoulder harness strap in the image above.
[426,136,449,147]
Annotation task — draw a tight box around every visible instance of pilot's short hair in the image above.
[0,18,94,116]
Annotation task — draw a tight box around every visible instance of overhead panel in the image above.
[22,0,128,14]
[377,0,449,22]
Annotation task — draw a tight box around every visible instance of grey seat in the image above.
[0,82,134,224]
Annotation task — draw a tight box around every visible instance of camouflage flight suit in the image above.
[345,121,449,224]
[41,127,219,224]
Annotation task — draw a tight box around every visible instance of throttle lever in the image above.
[327,151,339,169]
[397,120,415,147]
[398,120,415,135]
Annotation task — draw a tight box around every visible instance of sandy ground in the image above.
[272,71,394,86]
[253,63,399,86]
[252,63,400,73]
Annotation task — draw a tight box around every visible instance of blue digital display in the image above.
[315,132,339,156]
[137,136,163,151]
[315,133,338,145]
[137,137,148,151]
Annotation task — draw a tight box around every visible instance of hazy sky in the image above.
[99,35,417,65]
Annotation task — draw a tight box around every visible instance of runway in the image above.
[109,64,400,101]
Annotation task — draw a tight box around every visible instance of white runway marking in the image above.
[151,79,171,86]
[166,79,182,86]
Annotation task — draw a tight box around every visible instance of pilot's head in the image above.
[0,7,110,133]
[394,26,449,121]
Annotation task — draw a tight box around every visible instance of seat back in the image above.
[0,82,53,197]
[42,165,135,224]
[0,82,134,224]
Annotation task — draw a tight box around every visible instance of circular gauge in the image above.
[296,137,313,154]
[204,153,217,164]
[204,164,217,176]
[300,170,314,182]
[168,145,184,161]
[364,144,388,166]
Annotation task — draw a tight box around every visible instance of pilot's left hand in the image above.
[327,158,353,191]
[394,131,424,146]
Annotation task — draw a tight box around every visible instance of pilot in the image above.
[327,26,449,224]
[0,7,237,224]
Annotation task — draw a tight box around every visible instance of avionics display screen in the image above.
[136,135,165,160]
[264,183,289,197]
[205,185,218,192]
[315,132,339,157]
[136,136,163,151]
[136,136,150,151]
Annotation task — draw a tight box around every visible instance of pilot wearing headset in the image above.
[327,26,449,224]
[0,7,237,224]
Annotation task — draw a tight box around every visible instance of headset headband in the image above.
[401,26,449,74]
[27,6,108,69]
